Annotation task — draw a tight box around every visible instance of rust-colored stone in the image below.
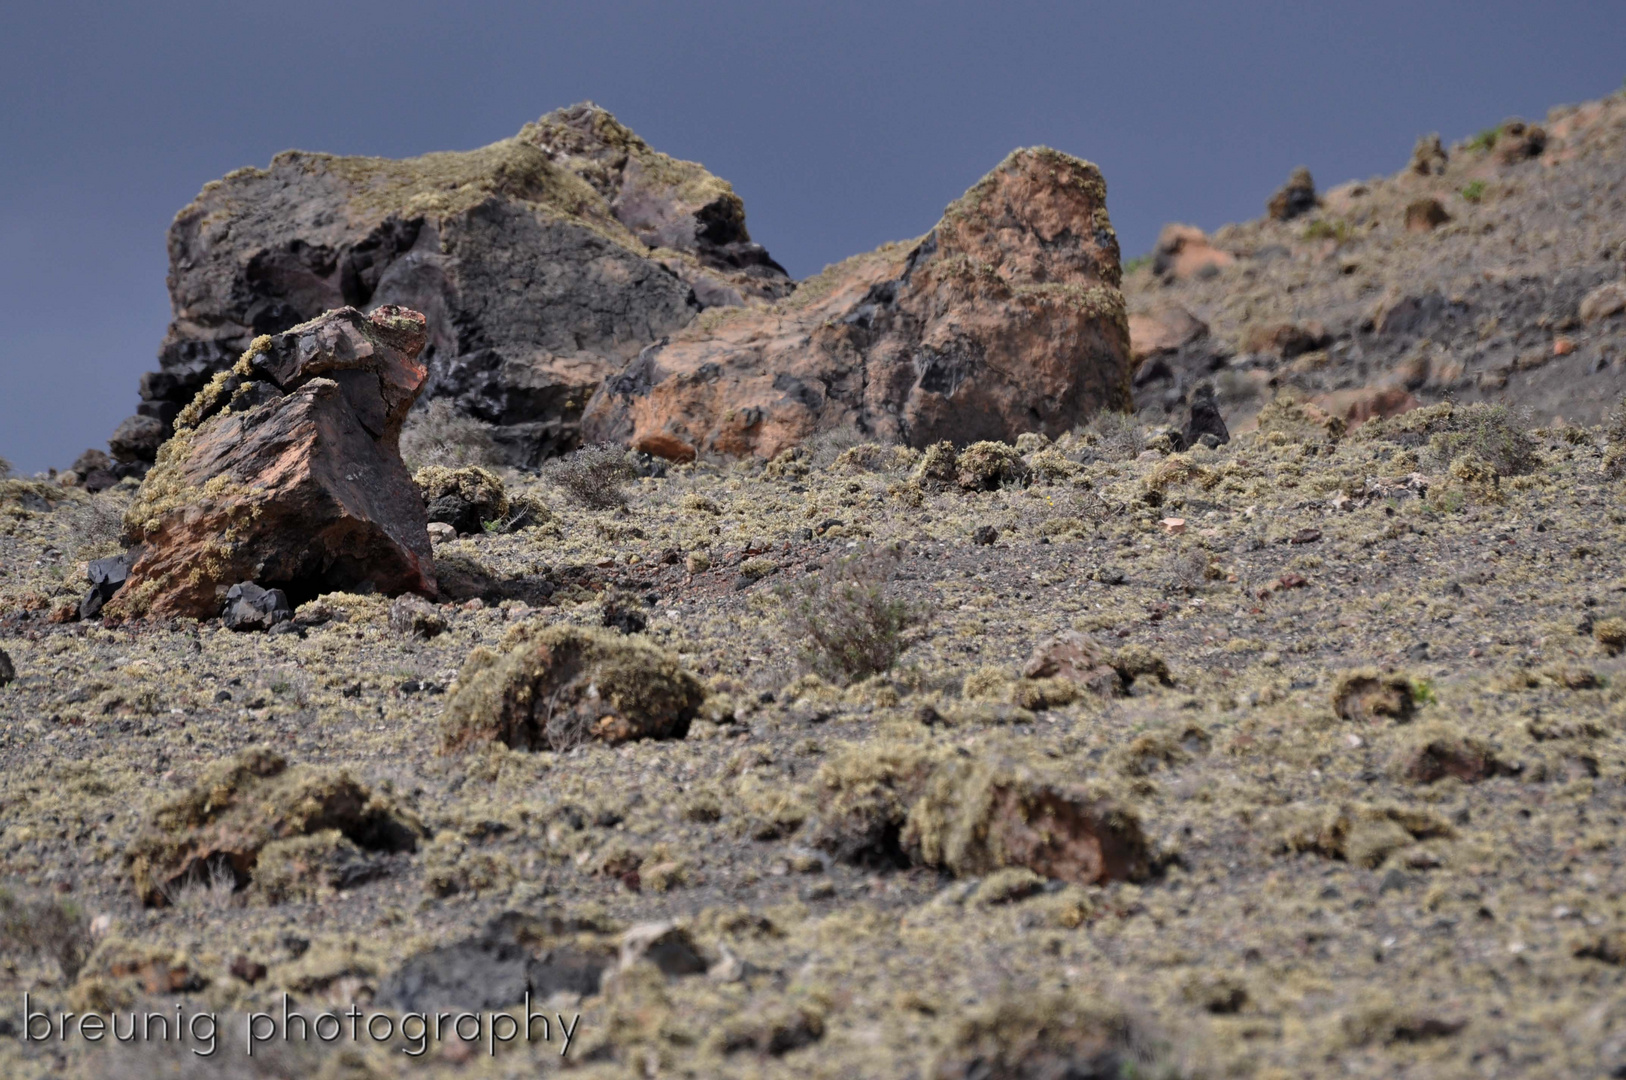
[582,148,1132,460]
[108,306,436,620]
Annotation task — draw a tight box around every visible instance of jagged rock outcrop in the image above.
[106,306,436,621]
[115,104,790,468]
[582,148,1132,460]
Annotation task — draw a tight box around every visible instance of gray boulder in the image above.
[115,104,790,470]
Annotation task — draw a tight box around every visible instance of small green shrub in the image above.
[778,545,927,684]
[542,444,639,510]
[1460,180,1487,204]
[1302,219,1352,244]
[1465,127,1499,152]
[1122,253,1152,275]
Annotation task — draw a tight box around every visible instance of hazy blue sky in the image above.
[2,1,1622,473]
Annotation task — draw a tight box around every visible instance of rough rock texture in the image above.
[441,623,706,751]
[582,148,1132,460]
[811,743,1152,885]
[106,306,436,620]
[1266,166,1319,221]
[117,104,790,468]
[219,581,293,631]
[1021,631,1123,696]
[1124,90,1626,428]
[125,747,422,906]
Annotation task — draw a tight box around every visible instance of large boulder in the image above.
[582,148,1132,460]
[106,306,437,620]
[115,104,790,468]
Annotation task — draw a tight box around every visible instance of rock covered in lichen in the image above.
[106,306,437,620]
[441,623,706,752]
[125,746,423,906]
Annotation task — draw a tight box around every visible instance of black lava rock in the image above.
[80,549,137,620]
[1181,382,1230,448]
[221,582,293,631]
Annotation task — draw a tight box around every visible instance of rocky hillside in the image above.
[1125,89,1626,433]
[112,103,792,470]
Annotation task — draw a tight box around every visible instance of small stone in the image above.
[619,922,707,977]
[1160,518,1186,535]
[972,525,999,546]
[80,550,137,621]
[1290,528,1323,544]
[0,648,14,688]
[229,956,267,985]
[221,582,293,632]
[427,522,456,544]
[462,598,485,612]
[1553,337,1576,357]
[1404,198,1451,232]
[1266,166,1317,221]
[389,594,448,639]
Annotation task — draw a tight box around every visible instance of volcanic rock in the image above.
[106,306,437,620]
[79,550,137,621]
[1128,304,1208,364]
[113,104,789,469]
[220,582,293,631]
[441,623,706,752]
[1151,223,1234,282]
[1267,166,1319,221]
[125,747,423,907]
[0,649,13,687]
[582,148,1132,460]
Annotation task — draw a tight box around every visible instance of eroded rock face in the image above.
[107,306,437,620]
[582,148,1132,460]
[116,104,789,468]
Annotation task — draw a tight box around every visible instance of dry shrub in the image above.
[778,545,927,684]
[542,443,638,509]
[399,398,501,472]
[1083,410,1145,461]
[0,884,92,978]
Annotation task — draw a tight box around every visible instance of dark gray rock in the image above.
[1181,382,1230,448]
[221,582,293,631]
[116,105,790,470]
[80,550,137,620]
[375,914,610,1013]
[0,649,14,687]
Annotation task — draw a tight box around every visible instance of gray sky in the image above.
[2,0,1622,473]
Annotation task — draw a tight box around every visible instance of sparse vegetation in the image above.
[778,545,926,684]
[398,398,501,472]
[1082,409,1145,461]
[1460,179,1487,203]
[0,886,91,979]
[542,443,639,509]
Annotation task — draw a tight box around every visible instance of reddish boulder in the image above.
[582,148,1132,460]
[107,306,437,620]
[1151,223,1234,281]
[1128,304,1208,364]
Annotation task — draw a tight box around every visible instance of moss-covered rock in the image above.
[810,741,1151,885]
[441,623,706,752]
[125,747,423,906]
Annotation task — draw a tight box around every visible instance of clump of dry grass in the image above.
[0,884,92,978]
[778,545,927,684]
[543,443,639,509]
[1082,410,1145,461]
[399,398,502,472]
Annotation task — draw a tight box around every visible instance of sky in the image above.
[1,1,1622,474]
